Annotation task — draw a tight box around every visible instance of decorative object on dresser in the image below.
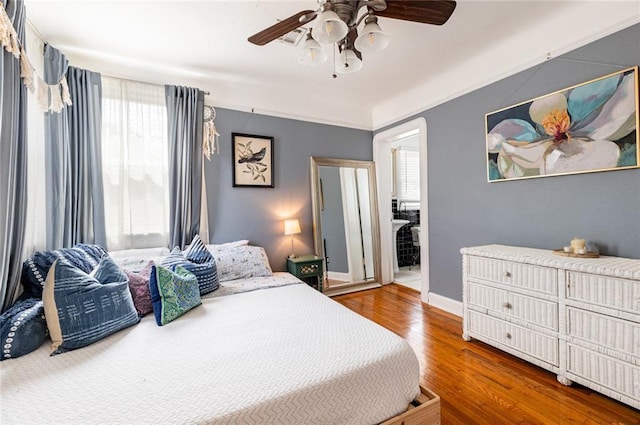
[554,236,600,258]
[461,244,640,409]
[232,133,274,188]
[287,255,324,292]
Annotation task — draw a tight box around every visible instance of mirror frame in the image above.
[310,157,382,294]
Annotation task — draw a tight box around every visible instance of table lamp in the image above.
[284,219,301,258]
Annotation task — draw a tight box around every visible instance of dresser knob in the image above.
[504,271,512,278]
[504,332,512,339]
[502,302,512,309]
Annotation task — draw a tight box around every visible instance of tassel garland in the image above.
[19,47,35,90]
[0,3,20,58]
[1,3,72,113]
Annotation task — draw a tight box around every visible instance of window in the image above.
[101,77,169,250]
[396,146,420,202]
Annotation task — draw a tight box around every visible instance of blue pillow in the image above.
[43,255,140,355]
[21,243,107,299]
[162,235,218,295]
[0,298,48,361]
[149,264,201,326]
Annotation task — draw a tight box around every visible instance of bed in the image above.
[1,273,439,424]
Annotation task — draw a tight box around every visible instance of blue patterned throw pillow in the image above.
[0,298,48,361]
[43,256,140,355]
[162,235,219,295]
[149,264,201,326]
[21,243,107,299]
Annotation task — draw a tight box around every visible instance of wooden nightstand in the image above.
[287,255,324,292]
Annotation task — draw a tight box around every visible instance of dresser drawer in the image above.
[468,282,558,331]
[467,256,557,295]
[567,307,640,361]
[566,272,640,314]
[467,310,558,366]
[567,344,640,401]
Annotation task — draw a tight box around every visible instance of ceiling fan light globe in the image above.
[354,21,389,52]
[312,10,348,44]
[336,49,363,74]
[297,38,328,66]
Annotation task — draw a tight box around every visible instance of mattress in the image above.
[0,283,420,424]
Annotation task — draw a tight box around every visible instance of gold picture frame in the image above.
[485,66,639,182]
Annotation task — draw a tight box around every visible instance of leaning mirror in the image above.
[310,157,381,295]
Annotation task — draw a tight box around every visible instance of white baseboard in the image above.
[426,292,462,317]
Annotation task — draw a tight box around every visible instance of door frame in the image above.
[373,117,430,303]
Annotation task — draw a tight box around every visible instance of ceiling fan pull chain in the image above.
[332,43,338,79]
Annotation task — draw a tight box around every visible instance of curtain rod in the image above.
[26,19,46,44]
[101,72,210,95]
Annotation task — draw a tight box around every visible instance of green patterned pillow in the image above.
[149,264,202,326]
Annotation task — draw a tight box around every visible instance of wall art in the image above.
[232,133,274,187]
[486,66,639,182]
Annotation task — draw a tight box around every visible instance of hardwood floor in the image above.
[334,284,640,425]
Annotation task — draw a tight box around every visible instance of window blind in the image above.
[396,147,420,202]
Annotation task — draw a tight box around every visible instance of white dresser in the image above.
[461,244,640,409]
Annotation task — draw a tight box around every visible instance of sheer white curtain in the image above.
[23,24,47,257]
[101,77,169,250]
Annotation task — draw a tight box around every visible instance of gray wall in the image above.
[378,23,640,302]
[204,109,372,271]
[319,166,349,273]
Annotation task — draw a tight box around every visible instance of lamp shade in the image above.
[284,219,301,235]
[312,9,348,44]
[355,17,389,53]
[335,48,363,74]
[297,35,328,66]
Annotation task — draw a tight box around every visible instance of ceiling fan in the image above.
[248,1,457,74]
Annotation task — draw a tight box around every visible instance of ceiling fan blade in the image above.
[376,1,456,26]
[248,10,317,46]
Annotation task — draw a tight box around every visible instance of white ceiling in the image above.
[24,0,640,130]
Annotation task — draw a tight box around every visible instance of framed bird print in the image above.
[232,133,274,188]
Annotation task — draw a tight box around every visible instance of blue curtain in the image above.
[165,85,204,249]
[44,45,106,249]
[0,0,27,312]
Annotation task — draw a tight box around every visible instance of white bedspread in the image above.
[204,271,302,298]
[1,284,420,425]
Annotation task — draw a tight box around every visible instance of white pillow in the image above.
[206,240,249,252]
[214,245,273,282]
[108,247,170,272]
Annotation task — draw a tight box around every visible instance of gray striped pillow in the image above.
[162,236,219,295]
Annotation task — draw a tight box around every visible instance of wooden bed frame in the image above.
[382,386,441,425]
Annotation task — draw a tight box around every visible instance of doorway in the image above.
[373,118,429,302]
[391,133,421,291]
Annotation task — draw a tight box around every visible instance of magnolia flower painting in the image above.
[486,66,639,182]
